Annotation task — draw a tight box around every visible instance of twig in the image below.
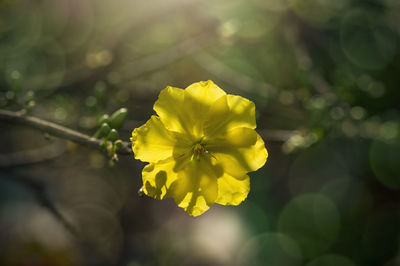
[0,171,79,238]
[0,109,132,155]
[0,141,66,167]
[0,171,111,265]
[282,19,332,94]
[38,1,203,97]
[194,52,278,96]
[0,109,294,160]
[119,32,217,85]
[259,129,297,143]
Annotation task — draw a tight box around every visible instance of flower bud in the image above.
[25,91,35,102]
[109,108,127,129]
[98,114,110,126]
[27,100,36,109]
[107,129,119,142]
[99,122,111,136]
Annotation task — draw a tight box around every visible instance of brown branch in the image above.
[282,20,333,95]
[194,52,278,96]
[0,171,112,265]
[0,109,132,155]
[119,32,217,86]
[259,129,297,143]
[0,109,294,162]
[5,172,80,237]
[0,141,66,168]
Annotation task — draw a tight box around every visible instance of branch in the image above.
[8,172,80,237]
[0,109,133,156]
[0,109,294,161]
[194,52,278,96]
[0,141,66,167]
[282,18,333,95]
[0,171,112,265]
[119,32,217,85]
[259,129,297,143]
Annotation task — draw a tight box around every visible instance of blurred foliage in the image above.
[0,0,399,265]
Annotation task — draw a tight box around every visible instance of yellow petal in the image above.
[185,80,226,106]
[131,115,191,163]
[142,157,179,200]
[207,128,268,177]
[204,94,256,137]
[169,158,219,216]
[182,81,226,137]
[153,86,195,137]
[153,81,227,139]
[215,173,250,206]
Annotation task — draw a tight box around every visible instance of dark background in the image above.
[0,0,399,265]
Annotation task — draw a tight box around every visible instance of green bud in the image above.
[109,108,127,129]
[27,100,36,109]
[99,122,111,136]
[25,91,35,102]
[107,129,118,142]
[98,114,110,126]
[23,100,36,114]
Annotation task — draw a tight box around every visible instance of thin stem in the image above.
[0,109,132,155]
[0,171,112,265]
[0,109,294,160]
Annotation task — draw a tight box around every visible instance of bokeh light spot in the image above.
[86,49,113,69]
[378,122,399,141]
[370,138,400,190]
[306,254,355,266]
[278,193,341,259]
[289,0,348,26]
[340,9,397,70]
[239,200,270,234]
[341,120,358,137]
[319,173,364,214]
[288,142,348,195]
[236,232,302,266]
[350,106,366,120]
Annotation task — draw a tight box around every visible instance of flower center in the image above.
[190,137,214,161]
[193,143,206,158]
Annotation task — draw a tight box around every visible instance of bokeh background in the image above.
[1,0,400,265]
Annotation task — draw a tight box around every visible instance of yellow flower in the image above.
[131,80,268,216]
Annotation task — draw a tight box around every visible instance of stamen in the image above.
[194,143,205,156]
[192,142,217,161]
